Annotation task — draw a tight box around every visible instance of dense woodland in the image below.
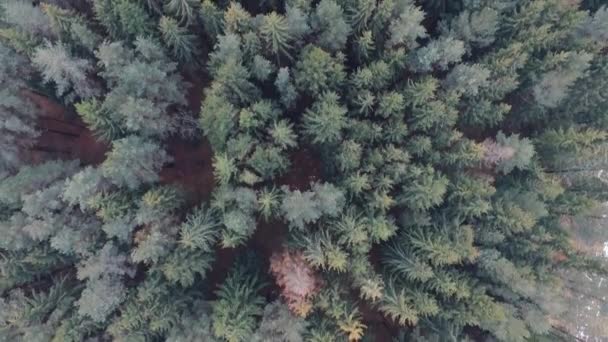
[1,0,608,341]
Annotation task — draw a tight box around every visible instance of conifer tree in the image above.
[101,136,171,189]
[160,16,197,62]
[211,261,266,342]
[32,41,99,102]
[0,1,606,341]
[0,43,39,175]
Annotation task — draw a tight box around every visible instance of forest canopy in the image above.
[1,0,608,341]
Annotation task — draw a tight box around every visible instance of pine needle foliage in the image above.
[0,0,607,341]
[211,263,266,342]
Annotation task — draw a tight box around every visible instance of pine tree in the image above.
[76,243,133,323]
[311,0,350,52]
[0,277,79,340]
[443,64,491,97]
[212,262,266,342]
[274,67,298,108]
[252,300,308,342]
[397,165,449,211]
[200,92,238,151]
[443,7,500,50]
[108,274,191,339]
[294,46,345,96]
[0,43,39,174]
[533,52,593,108]
[160,16,197,62]
[281,183,344,230]
[93,0,153,41]
[32,41,99,102]
[408,37,466,72]
[260,12,293,62]
[0,1,606,341]
[386,3,427,49]
[41,4,92,46]
[178,205,220,251]
[164,0,199,25]
[211,186,258,247]
[481,132,535,174]
[302,92,347,145]
[199,0,223,41]
[101,136,172,189]
[0,1,53,54]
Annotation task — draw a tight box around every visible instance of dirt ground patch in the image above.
[160,138,215,203]
[23,90,109,165]
[278,147,323,190]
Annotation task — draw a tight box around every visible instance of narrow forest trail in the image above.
[24,90,108,165]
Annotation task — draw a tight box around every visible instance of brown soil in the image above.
[160,138,215,203]
[23,90,109,165]
[159,68,217,203]
[182,66,208,112]
[278,147,323,190]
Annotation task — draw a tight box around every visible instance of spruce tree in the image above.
[0,0,606,341]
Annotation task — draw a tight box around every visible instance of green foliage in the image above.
[281,182,345,230]
[533,52,593,108]
[164,0,199,25]
[0,43,38,174]
[386,3,427,49]
[256,187,280,221]
[41,4,101,51]
[1,0,52,40]
[398,165,449,211]
[311,0,350,52]
[75,99,124,141]
[260,12,293,61]
[101,136,172,189]
[211,186,258,247]
[409,37,465,72]
[251,55,274,81]
[200,0,223,41]
[379,276,439,326]
[275,67,298,108]
[166,301,217,341]
[0,246,71,291]
[443,7,500,50]
[494,132,535,174]
[200,92,238,151]
[108,274,191,339]
[62,166,108,210]
[294,46,345,96]
[179,205,220,251]
[252,300,308,342]
[303,92,347,145]
[32,41,99,102]
[0,1,606,341]
[444,64,491,97]
[0,160,79,206]
[211,263,266,342]
[0,277,79,340]
[135,185,185,225]
[93,0,153,41]
[94,37,189,138]
[160,16,196,62]
[160,246,214,287]
[76,275,127,323]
